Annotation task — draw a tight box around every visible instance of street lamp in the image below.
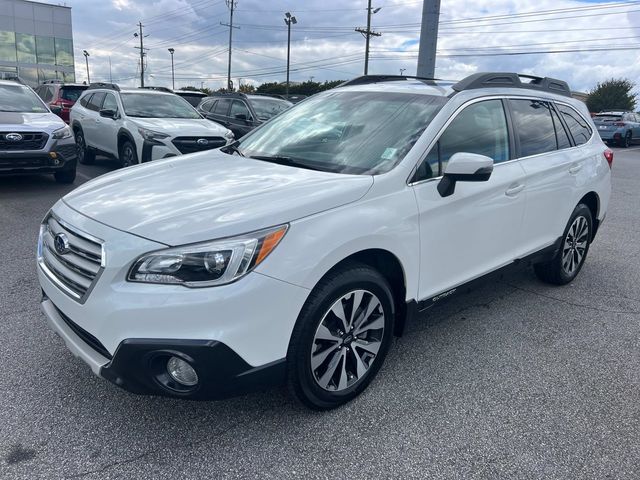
[83,50,90,84]
[284,12,297,97]
[168,48,175,90]
[399,68,406,76]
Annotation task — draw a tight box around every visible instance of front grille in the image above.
[0,156,49,169]
[0,132,48,150]
[55,305,112,360]
[172,136,227,154]
[39,215,103,303]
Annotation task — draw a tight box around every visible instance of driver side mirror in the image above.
[99,108,118,120]
[437,152,493,198]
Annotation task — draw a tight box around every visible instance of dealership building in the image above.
[0,0,74,86]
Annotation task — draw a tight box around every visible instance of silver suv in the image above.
[0,79,78,184]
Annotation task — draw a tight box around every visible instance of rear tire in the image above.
[119,140,138,168]
[54,168,76,184]
[622,131,632,148]
[75,128,95,165]
[534,204,593,285]
[287,262,395,410]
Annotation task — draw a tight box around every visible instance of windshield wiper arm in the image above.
[223,141,245,157]
[249,155,324,172]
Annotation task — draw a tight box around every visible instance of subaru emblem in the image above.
[5,133,23,142]
[54,233,70,255]
[196,138,209,146]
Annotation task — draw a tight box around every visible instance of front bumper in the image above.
[42,295,285,399]
[0,142,77,174]
[37,200,309,399]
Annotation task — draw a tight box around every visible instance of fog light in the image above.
[49,152,58,159]
[166,356,198,386]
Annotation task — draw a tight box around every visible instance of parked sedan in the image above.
[593,111,640,148]
[197,93,292,139]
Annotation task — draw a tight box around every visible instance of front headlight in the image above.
[128,224,288,287]
[52,125,72,139]
[138,127,170,142]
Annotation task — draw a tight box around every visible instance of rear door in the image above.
[208,98,231,127]
[513,99,590,253]
[92,92,119,156]
[82,92,106,148]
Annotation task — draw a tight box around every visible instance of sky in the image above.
[61,0,640,94]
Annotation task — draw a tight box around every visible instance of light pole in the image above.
[168,48,175,90]
[83,50,90,84]
[399,68,406,76]
[284,12,297,97]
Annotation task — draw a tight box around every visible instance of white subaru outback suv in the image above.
[38,73,612,409]
[69,83,233,167]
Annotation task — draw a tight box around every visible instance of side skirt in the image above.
[404,237,562,326]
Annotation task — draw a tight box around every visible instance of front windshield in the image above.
[250,97,292,120]
[237,91,447,174]
[0,84,48,113]
[120,92,201,118]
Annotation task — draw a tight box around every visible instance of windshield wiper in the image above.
[249,155,325,172]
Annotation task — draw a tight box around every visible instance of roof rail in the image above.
[339,75,440,87]
[87,82,120,92]
[139,86,173,93]
[452,72,572,97]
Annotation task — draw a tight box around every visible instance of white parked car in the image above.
[69,83,234,167]
[38,73,612,409]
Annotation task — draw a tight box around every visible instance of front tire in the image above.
[119,140,138,168]
[75,129,95,165]
[287,262,395,410]
[534,203,593,285]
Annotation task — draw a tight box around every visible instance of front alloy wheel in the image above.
[287,262,394,410]
[311,290,385,392]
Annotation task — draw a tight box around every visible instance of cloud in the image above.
[67,0,640,95]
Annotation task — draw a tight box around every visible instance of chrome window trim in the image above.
[407,94,595,187]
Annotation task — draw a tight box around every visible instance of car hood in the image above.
[63,150,373,245]
[132,117,229,136]
[0,112,64,131]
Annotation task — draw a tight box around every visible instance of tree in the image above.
[255,79,346,96]
[586,79,637,113]
[238,83,256,93]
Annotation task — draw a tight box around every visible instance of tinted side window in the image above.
[213,98,231,115]
[86,92,106,112]
[207,100,218,112]
[556,104,592,146]
[550,106,571,149]
[230,100,250,119]
[509,99,558,157]
[199,100,212,111]
[414,99,509,181]
[80,93,92,108]
[102,93,118,112]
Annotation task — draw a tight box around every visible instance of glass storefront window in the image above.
[61,71,75,83]
[36,36,55,64]
[16,33,37,64]
[18,67,38,85]
[55,38,74,67]
[37,68,58,83]
[0,31,17,62]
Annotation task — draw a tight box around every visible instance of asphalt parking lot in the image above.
[1,148,639,479]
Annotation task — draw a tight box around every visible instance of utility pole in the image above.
[168,48,175,90]
[416,0,441,78]
[108,56,112,83]
[221,0,239,91]
[355,1,381,75]
[284,12,297,96]
[82,50,90,84]
[134,22,148,87]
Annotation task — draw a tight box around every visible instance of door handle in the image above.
[505,184,525,197]
[569,164,582,175]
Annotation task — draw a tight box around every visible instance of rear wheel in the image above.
[534,204,593,285]
[119,140,138,168]
[622,131,632,148]
[53,168,76,184]
[75,129,95,165]
[287,262,395,410]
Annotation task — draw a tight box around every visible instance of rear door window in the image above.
[557,104,592,146]
[213,98,231,115]
[86,92,106,112]
[550,106,571,149]
[509,99,557,157]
